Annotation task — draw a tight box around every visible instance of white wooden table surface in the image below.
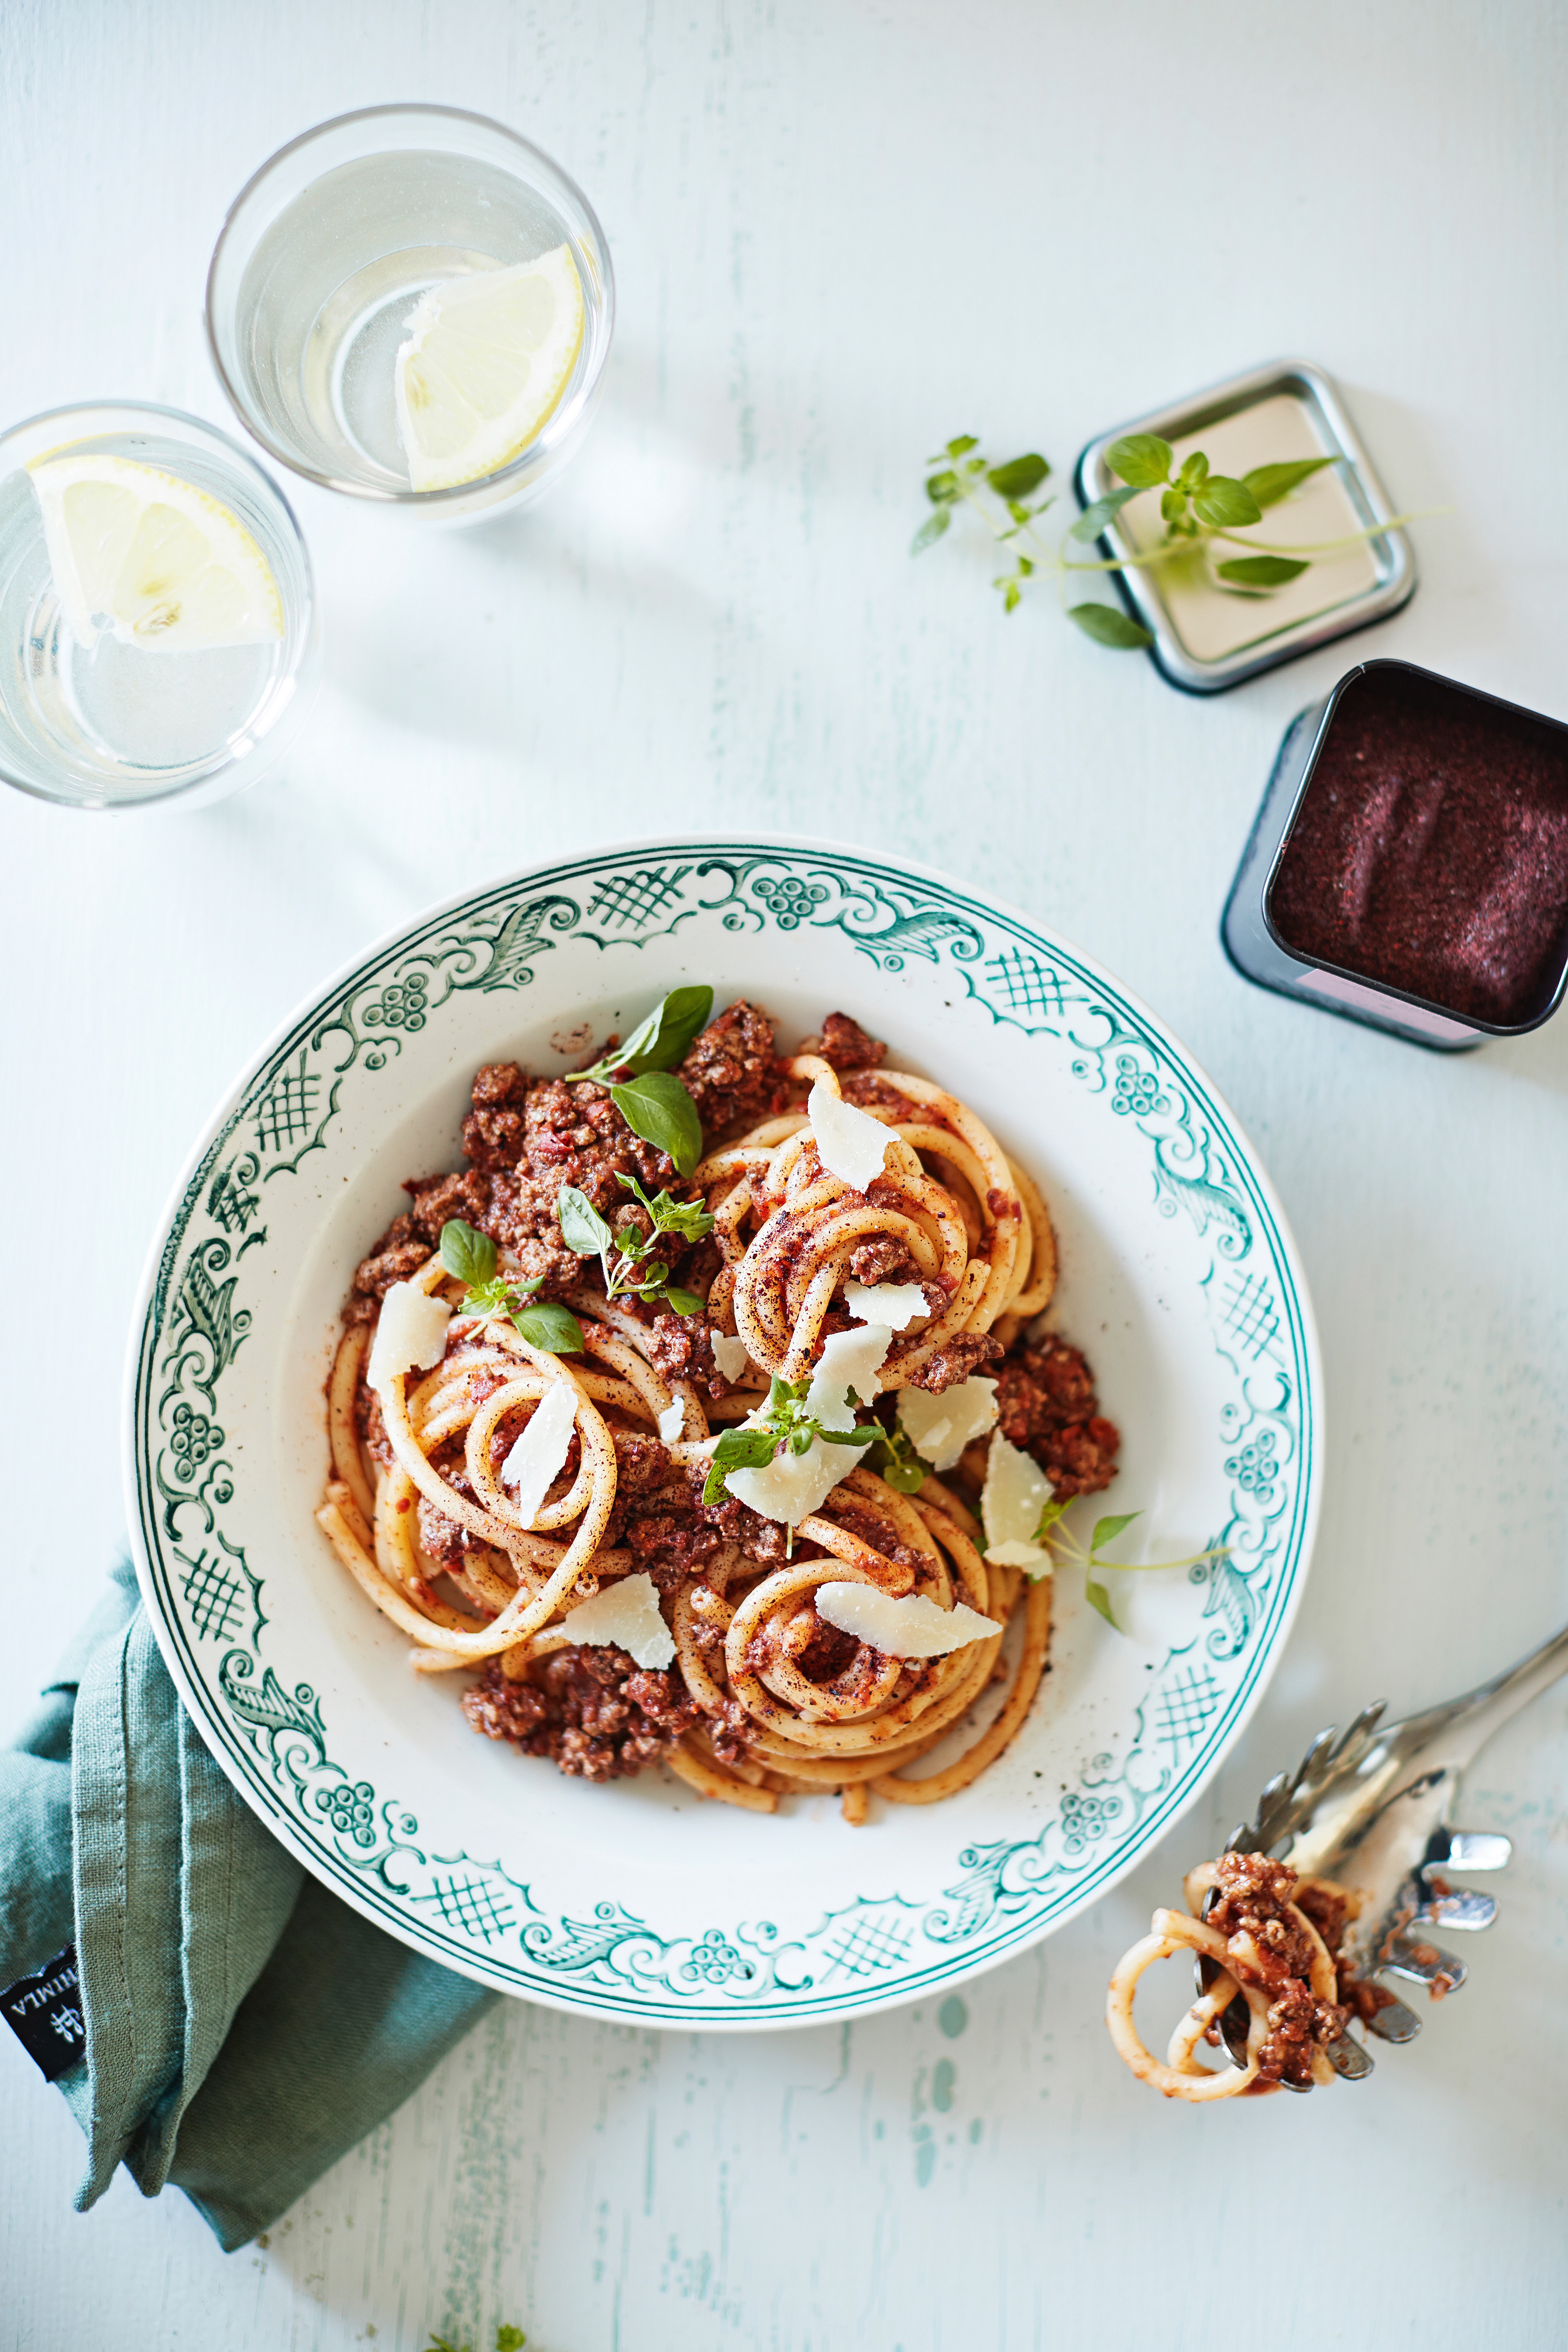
[4,3,1567,2345]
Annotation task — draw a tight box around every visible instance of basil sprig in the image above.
[438,1220,584,1355]
[563,987,712,1178]
[702,1375,878,1507]
[863,1415,933,1496]
[556,1174,713,1316]
[914,427,1414,644]
[567,986,714,1086]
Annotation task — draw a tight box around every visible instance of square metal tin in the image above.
[1074,360,1416,695]
[1221,658,1568,1051]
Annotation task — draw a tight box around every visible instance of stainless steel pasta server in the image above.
[1204,1617,1568,2085]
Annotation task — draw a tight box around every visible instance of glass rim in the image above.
[0,398,318,811]
[203,101,617,508]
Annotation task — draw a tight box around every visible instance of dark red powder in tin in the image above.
[1268,669,1568,1026]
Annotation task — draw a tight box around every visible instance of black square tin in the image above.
[1222,658,1568,1051]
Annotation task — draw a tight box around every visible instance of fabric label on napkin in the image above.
[1,1943,86,2081]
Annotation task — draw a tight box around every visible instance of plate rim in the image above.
[122,827,1323,2028]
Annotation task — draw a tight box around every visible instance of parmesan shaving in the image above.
[815,1582,1001,1658]
[805,1323,892,1430]
[808,1078,891,1192]
[711,1333,753,1382]
[366,1282,451,1397]
[727,1436,848,1525]
[657,1401,685,1444]
[843,1279,927,1331]
[499,1380,578,1524]
[560,1571,675,1669]
[981,1430,1054,1576]
[896,1376,998,1473]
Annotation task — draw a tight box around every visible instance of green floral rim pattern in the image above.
[129,841,1319,2023]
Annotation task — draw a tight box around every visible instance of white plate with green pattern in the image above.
[126,835,1321,2027]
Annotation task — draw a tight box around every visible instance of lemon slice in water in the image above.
[394,248,585,494]
[28,454,284,654]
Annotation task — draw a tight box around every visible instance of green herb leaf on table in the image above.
[1106,433,1173,487]
[610,1069,704,1176]
[925,469,961,505]
[986,452,1050,499]
[495,2331,528,2352]
[1215,554,1311,588]
[1066,603,1154,649]
[1090,1510,1142,1552]
[911,508,951,554]
[945,434,979,457]
[1191,475,1263,528]
[1068,486,1142,542]
[1242,456,1335,508]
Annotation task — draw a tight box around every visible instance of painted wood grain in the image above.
[2,0,1567,2344]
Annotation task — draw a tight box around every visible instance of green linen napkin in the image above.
[0,1559,497,2250]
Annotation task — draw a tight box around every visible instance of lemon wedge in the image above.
[394,248,585,494]
[28,454,284,654]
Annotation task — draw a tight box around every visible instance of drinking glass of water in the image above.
[0,402,318,812]
[205,104,615,521]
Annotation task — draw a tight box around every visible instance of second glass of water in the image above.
[206,104,615,521]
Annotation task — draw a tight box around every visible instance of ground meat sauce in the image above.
[340,1000,1122,1792]
[463,1646,700,1781]
[992,1333,1121,1497]
[677,997,791,1135]
[1205,1851,1354,2087]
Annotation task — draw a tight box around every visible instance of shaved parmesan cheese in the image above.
[367,1282,451,1396]
[561,1571,675,1669]
[808,1078,891,1192]
[657,1401,685,1444]
[844,1279,927,1331]
[981,1431,1054,1574]
[711,1333,753,1383]
[805,1323,892,1430]
[500,1380,578,1523]
[727,1436,848,1525]
[815,1582,1001,1658]
[897,1376,998,1473]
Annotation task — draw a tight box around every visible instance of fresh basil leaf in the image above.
[945,434,979,457]
[1177,450,1210,490]
[1090,1509,1142,1556]
[439,1219,496,1287]
[609,1071,704,1176]
[496,2330,528,2352]
[882,1457,927,1493]
[925,470,961,505]
[911,509,950,554]
[1243,456,1334,509]
[612,984,714,1075]
[663,1286,706,1317]
[1068,485,1141,542]
[1107,434,1172,488]
[1192,476,1262,528]
[818,1424,879,1447]
[986,453,1050,499]
[512,1301,585,1354]
[1084,1574,1120,1629]
[1066,603,1154,649]
[1001,580,1022,613]
[1161,487,1188,524]
[702,1425,779,1503]
[557,1185,614,1259]
[1215,555,1310,588]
